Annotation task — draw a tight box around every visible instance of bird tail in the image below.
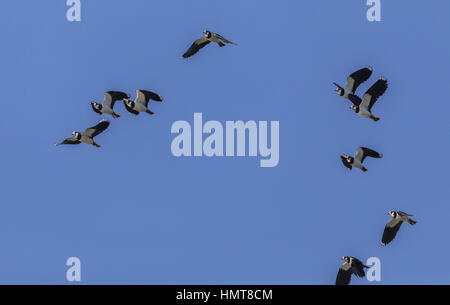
[361,167,368,172]
[145,109,154,115]
[112,112,120,119]
[93,142,101,148]
[218,41,225,47]
[407,218,417,225]
[371,116,380,122]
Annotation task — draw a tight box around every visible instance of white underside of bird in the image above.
[357,108,372,118]
[101,105,114,115]
[209,36,220,43]
[352,159,365,170]
[80,136,94,145]
[134,103,148,113]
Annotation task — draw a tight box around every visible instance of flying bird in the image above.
[182,30,237,58]
[341,147,383,172]
[336,256,370,285]
[348,78,388,122]
[91,91,130,118]
[123,90,163,116]
[54,119,110,148]
[334,67,373,99]
[381,211,417,246]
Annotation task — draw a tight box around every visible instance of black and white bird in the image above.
[182,30,237,58]
[54,119,110,148]
[91,91,130,118]
[123,90,163,116]
[336,256,370,286]
[348,78,388,122]
[341,147,383,172]
[381,211,417,246]
[334,67,373,99]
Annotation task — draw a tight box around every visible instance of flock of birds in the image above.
[53,29,416,285]
[54,89,163,147]
[333,67,417,285]
[54,30,233,148]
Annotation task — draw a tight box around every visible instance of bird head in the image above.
[72,131,81,139]
[350,105,358,112]
[341,154,351,162]
[389,211,396,217]
[333,83,344,96]
[341,256,350,263]
[91,101,98,106]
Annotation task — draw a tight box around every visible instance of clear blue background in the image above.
[0,0,448,284]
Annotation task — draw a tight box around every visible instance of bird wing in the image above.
[82,120,110,138]
[348,94,362,106]
[356,147,382,163]
[182,37,210,58]
[382,218,403,245]
[216,33,237,45]
[397,211,413,217]
[336,263,352,285]
[360,78,388,111]
[350,258,367,278]
[355,148,364,162]
[340,155,352,170]
[345,67,373,95]
[136,90,163,107]
[104,91,130,109]
[57,137,81,145]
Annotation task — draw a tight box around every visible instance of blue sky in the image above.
[0,0,449,284]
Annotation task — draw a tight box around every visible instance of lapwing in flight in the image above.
[54,119,110,148]
[91,91,130,118]
[381,211,417,246]
[182,30,237,58]
[341,147,383,172]
[348,78,388,122]
[336,256,370,285]
[334,67,373,100]
[123,90,163,116]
